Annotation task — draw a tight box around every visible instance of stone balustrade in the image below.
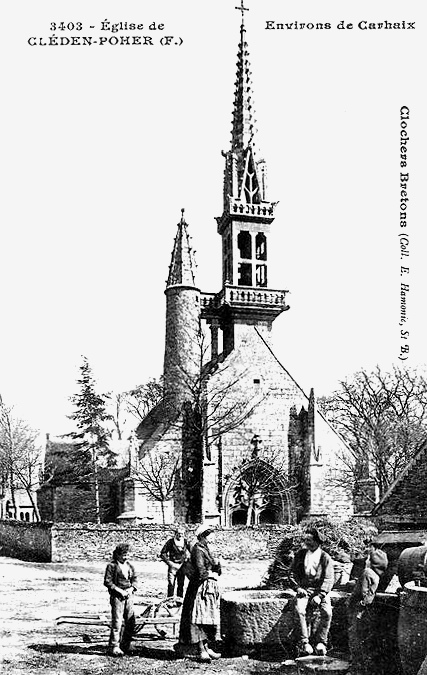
[228,199,276,219]
[201,286,289,313]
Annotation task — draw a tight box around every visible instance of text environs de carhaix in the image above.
[265,20,416,30]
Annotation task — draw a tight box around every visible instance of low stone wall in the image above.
[0,521,290,563]
[0,520,52,561]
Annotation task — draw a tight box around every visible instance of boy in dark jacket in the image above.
[347,546,388,674]
[289,527,334,656]
[104,543,138,656]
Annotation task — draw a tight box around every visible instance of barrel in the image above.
[398,545,427,586]
[398,582,427,675]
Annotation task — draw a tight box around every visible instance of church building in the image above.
[118,14,354,526]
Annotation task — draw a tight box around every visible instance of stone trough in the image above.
[220,588,400,671]
[220,589,296,655]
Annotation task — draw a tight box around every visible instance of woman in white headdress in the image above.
[175,524,222,662]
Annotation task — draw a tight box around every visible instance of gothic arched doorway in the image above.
[223,459,294,526]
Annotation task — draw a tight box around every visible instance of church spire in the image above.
[219,4,270,218]
[166,209,197,288]
[231,2,256,157]
[201,3,289,356]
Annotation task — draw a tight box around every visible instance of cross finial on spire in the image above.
[235,0,249,23]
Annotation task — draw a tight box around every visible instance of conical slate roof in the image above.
[166,209,197,288]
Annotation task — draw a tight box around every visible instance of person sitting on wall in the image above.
[288,527,335,657]
[104,543,138,657]
[160,527,191,601]
[347,546,388,674]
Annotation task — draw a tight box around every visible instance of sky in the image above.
[1,0,426,438]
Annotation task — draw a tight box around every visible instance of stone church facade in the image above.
[118,18,354,526]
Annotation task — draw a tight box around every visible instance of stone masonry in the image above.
[118,14,354,526]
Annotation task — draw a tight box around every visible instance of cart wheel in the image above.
[153,596,183,638]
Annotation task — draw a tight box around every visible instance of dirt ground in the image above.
[0,555,295,675]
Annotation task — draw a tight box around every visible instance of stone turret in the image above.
[163,210,201,414]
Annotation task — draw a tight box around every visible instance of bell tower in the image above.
[201,5,289,355]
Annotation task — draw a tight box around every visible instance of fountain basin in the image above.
[220,589,295,654]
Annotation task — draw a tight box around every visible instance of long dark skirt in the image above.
[178,578,217,646]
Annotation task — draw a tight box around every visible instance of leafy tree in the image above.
[319,365,427,503]
[67,356,114,522]
[0,396,42,521]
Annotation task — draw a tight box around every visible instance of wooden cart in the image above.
[56,595,182,642]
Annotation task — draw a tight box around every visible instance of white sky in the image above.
[1,0,426,437]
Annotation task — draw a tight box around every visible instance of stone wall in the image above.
[0,521,290,563]
[0,520,52,561]
[51,523,289,563]
[206,329,354,525]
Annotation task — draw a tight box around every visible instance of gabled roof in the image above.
[252,327,352,447]
[372,436,427,514]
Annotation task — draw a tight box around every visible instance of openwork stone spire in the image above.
[218,5,270,213]
[166,209,197,288]
[231,19,257,157]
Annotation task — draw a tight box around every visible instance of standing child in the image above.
[104,543,138,657]
[347,546,388,674]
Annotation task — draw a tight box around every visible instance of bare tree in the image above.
[0,396,42,521]
[319,365,427,502]
[124,378,164,424]
[133,448,180,524]
[107,391,126,441]
[226,440,296,525]
[169,326,266,456]
[167,326,269,521]
[133,326,267,522]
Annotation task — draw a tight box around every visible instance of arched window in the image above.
[255,233,267,260]
[237,231,252,259]
[238,263,252,286]
[256,264,267,287]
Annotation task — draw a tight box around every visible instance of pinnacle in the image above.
[166,211,197,288]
